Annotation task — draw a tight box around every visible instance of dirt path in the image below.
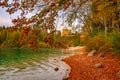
[64,47,120,80]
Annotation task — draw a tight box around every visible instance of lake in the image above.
[0,48,71,80]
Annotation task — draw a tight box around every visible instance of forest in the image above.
[0,0,120,55]
[0,0,120,80]
[0,26,81,49]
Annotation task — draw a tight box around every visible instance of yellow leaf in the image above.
[43,0,48,2]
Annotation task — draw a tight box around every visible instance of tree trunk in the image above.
[104,17,108,37]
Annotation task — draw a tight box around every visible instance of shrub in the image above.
[108,30,120,56]
[84,33,112,53]
[38,41,49,48]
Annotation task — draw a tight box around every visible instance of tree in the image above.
[1,0,120,50]
[90,0,120,36]
[0,0,90,29]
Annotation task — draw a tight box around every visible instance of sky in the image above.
[0,7,81,32]
[0,7,70,30]
[0,7,35,27]
[0,7,13,27]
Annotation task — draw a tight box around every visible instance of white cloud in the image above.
[0,15,13,26]
[0,7,13,27]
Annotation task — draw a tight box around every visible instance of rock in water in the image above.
[54,67,59,71]
[63,75,69,80]
[63,76,68,80]
[95,63,103,68]
[87,50,96,57]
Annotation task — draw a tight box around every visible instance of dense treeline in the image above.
[0,26,81,49]
[81,0,120,55]
[0,0,120,55]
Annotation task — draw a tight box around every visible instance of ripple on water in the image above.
[0,56,71,80]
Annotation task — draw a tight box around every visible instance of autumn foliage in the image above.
[0,26,81,49]
[0,0,120,54]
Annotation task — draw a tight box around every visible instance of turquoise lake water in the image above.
[0,48,71,80]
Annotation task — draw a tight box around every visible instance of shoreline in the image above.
[63,47,120,80]
[62,46,87,55]
[0,55,71,80]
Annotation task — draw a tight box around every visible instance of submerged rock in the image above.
[0,67,7,71]
[63,76,69,80]
[54,67,59,71]
[63,74,69,80]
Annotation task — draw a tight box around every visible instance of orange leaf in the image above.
[43,0,48,2]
